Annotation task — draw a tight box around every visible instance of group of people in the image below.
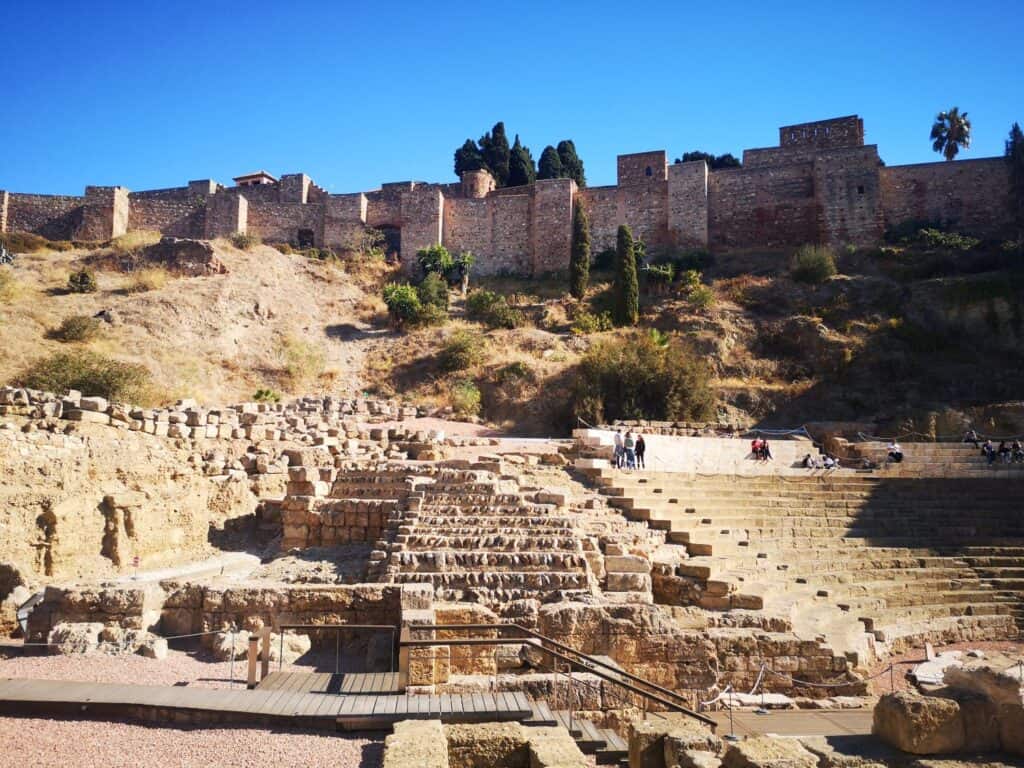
[981,439,1024,465]
[749,437,773,462]
[802,452,842,470]
[613,430,647,469]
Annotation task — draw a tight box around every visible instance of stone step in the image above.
[391,550,588,571]
[394,571,591,590]
[401,534,581,551]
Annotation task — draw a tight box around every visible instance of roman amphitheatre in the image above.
[2,113,1024,768]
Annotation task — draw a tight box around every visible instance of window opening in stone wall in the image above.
[297,228,315,248]
[645,166,652,177]
[857,185,865,195]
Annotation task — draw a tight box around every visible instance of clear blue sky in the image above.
[2,0,1021,195]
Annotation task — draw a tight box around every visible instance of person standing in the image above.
[624,431,637,470]
[635,435,646,469]
[613,430,624,469]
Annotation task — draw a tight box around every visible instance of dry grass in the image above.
[0,267,22,303]
[277,335,326,391]
[124,266,170,293]
[109,230,161,254]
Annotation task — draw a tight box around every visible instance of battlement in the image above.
[0,115,1012,273]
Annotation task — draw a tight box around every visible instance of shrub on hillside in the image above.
[383,283,422,327]
[789,245,837,284]
[416,244,474,286]
[17,350,151,401]
[253,388,281,403]
[449,379,482,418]
[570,309,613,335]
[230,232,261,250]
[125,267,169,293]
[571,330,715,425]
[279,336,325,389]
[417,272,449,311]
[49,315,102,343]
[67,269,98,293]
[439,329,487,372]
[645,263,674,293]
[916,228,980,251]
[687,283,716,309]
[465,289,525,329]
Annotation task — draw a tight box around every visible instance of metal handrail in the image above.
[411,623,698,710]
[401,622,716,728]
[277,623,397,675]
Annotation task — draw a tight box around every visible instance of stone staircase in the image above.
[848,441,1024,477]
[587,469,1024,653]
[386,469,599,607]
[523,700,628,765]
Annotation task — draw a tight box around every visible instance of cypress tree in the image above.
[557,140,586,187]
[482,122,511,187]
[538,146,563,180]
[614,224,639,326]
[570,201,591,299]
[454,139,486,178]
[1007,122,1024,245]
[508,135,537,187]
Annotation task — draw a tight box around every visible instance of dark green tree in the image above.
[454,139,486,178]
[931,107,972,161]
[674,151,741,169]
[508,135,537,187]
[480,122,511,187]
[613,225,639,326]
[570,201,591,299]
[538,145,563,180]
[1006,122,1024,244]
[557,140,586,187]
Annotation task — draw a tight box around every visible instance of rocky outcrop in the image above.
[872,692,965,755]
[141,237,227,276]
[384,719,449,768]
[720,736,818,768]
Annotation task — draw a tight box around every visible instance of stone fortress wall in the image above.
[0,115,1012,276]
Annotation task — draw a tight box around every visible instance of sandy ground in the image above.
[0,646,385,767]
[0,717,383,768]
[865,639,1024,696]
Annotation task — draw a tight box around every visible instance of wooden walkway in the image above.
[257,671,406,695]
[0,676,532,730]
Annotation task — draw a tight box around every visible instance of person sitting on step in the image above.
[886,441,903,463]
[963,428,980,447]
[750,437,763,460]
[1013,440,1024,463]
[982,439,997,465]
[998,440,1012,464]
[759,439,773,462]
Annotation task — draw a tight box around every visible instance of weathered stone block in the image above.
[872,692,965,755]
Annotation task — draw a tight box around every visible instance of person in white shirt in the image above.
[887,441,903,463]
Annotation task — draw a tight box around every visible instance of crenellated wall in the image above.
[2,115,1013,270]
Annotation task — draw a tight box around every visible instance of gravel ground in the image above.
[865,639,1024,696]
[0,717,383,768]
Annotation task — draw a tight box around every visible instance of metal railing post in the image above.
[567,663,574,733]
[228,626,236,687]
[246,635,259,689]
[336,628,341,675]
[260,627,271,682]
[278,630,284,672]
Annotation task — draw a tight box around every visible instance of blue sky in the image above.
[1,0,1021,195]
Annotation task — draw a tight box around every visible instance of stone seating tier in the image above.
[592,467,1024,652]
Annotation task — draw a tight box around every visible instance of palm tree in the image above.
[931,107,972,161]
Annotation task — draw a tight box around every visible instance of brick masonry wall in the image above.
[813,146,884,246]
[323,193,368,250]
[708,163,818,249]
[128,188,206,238]
[0,191,7,232]
[577,186,619,254]
[399,186,444,268]
[530,178,573,274]
[617,151,667,186]
[365,189,404,228]
[6,193,85,239]
[246,200,323,245]
[622,178,671,250]
[205,192,246,238]
[780,115,864,150]
[668,161,709,248]
[77,186,129,241]
[444,197,491,261]
[879,157,1012,238]
[487,193,531,275]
